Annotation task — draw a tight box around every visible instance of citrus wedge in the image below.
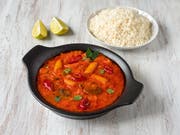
[50,17,69,35]
[32,20,47,39]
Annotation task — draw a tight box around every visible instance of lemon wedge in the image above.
[32,20,47,39]
[50,17,69,35]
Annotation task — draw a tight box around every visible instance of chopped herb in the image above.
[86,48,99,60]
[99,69,105,74]
[73,95,82,101]
[82,56,87,60]
[63,68,71,74]
[86,48,93,58]
[91,51,99,60]
[106,88,114,94]
[55,96,61,102]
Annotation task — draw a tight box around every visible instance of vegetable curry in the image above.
[37,48,125,112]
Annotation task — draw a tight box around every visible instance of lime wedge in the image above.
[32,20,47,39]
[50,17,69,35]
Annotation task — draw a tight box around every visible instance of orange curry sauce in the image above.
[37,49,125,112]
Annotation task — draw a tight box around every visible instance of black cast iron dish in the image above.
[23,43,143,119]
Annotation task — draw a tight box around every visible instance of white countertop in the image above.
[0,0,180,135]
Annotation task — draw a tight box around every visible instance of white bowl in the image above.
[87,7,159,50]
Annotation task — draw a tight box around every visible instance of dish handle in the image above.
[22,45,49,68]
[117,80,143,106]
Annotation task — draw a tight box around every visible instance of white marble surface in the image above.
[0,0,180,135]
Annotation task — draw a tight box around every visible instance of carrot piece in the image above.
[91,74,107,84]
[84,62,98,74]
[64,78,75,86]
[54,60,62,71]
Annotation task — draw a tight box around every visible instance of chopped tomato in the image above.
[68,55,82,64]
[43,80,54,91]
[71,73,86,81]
[79,98,90,110]
[104,65,113,74]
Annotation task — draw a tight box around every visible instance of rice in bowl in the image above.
[89,8,152,47]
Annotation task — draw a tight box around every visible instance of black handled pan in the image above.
[23,43,143,119]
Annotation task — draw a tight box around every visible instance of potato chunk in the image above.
[84,62,98,74]
[64,78,75,86]
[54,60,62,71]
[91,74,107,84]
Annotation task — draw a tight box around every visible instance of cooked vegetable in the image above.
[59,89,71,97]
[63,68,71,74]
[82,56,88,60]
[37,50,125,112]
[64,78,75,86]
[104,65,113,74]
[69,55,82,64]
[83,82,102,95]
[73,95,82,101]
[43,80,53,91]
[84,62,98,74]
[91,74,107,84]
[107,88,114,94]
[86,48,99,60]
[55,96,61,102]
[99,69,105,74]
[54,60,62,71]
[79,98,90,110]
[71,73,86,81]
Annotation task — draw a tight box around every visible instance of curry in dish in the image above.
[37,48,125,112]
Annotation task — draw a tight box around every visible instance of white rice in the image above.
[89,8,152,47]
